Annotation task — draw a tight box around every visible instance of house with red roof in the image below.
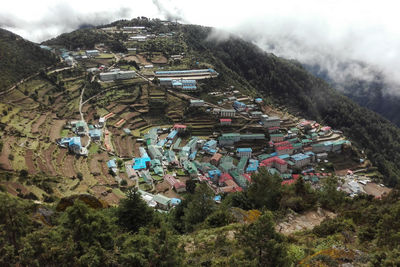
[173,124,187,132]
[220,118,232,126]
[220,179,243,193]
[260,156,288,173]
[210,152,222,166]
[276,144,294,156]
[164,174,186,193]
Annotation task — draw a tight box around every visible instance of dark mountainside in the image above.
[0,29,58,91]
[305,62,400,127]
[182,25,400,186]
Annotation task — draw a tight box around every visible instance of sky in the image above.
[2,0,400,88]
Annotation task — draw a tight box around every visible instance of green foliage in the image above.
[185,179,196,194]
[182,184,216,232]
[44,29,108,50]
[0,29,57,91]
[116,189,154,232]
[313,218,355,237]
[238,211,289,266]
[0,193,34,265]
[280,177,318,212]
[247,168,283,210]
[205,209,234,228]
[317,176,346,210]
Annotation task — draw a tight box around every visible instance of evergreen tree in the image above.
[238,211,289,267]
[117,189,154,232]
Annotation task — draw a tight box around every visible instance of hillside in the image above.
[0,29,58,91]
[305,62,400,127]
[2,19,400,266]
[181,25,400,186]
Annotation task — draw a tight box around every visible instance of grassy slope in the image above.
[0,28,58,91]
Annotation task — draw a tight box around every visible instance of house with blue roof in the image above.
[68,137,81,154]
[246,159,259,173]
[291,153,311,168]
[304,151,316,162]
[189,151,197,160]
[133,157,150,170]
[107,159,118,174]
[157,139,167,147]
[89,129,102,141]
[203,140,217,154]
[233,101,247,111]
[278,154,291,160]
[208,169,221,180]
[237,148,252,157]
[167,130,178,141]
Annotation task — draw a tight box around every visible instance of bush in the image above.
[313,218,355,237]
[8,154,14,161]
[77,172,83,180]
[205,209,233,228]
[19,169,28,179]
[120,180,128,186]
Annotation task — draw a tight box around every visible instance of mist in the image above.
[2,0,400,91]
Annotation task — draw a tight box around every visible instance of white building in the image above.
[99,70,136,81]
[130,36,147,42]
[65,56,75,66]
[261,115,281,128]
[99,72,116,81]
[220,109,236,117]
[85,50,99,57]
[190,99,205,107]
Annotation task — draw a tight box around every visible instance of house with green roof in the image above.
[150,159,164,176]
[152,194,171,210]
[229,169,248,189]
[218,133,241,146]
[183,160,198,178]
[237,157,249,174]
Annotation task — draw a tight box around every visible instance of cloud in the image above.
[0,0,158,42]
[2,0,400,91]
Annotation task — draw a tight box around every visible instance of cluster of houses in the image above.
[121,106,351,205]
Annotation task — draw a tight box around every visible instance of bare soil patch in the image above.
[49,119,66,141]
[276,208,336,235]
[113,135,134,158]
[43,144,57,176]
[36,156,49,174]
[364,182,391,198]
[62,154,77,178]
[31,114,47,134]
[0,137,13,171]
[111,104,128,114]
[1,181,29,197]
[24,149,37,174]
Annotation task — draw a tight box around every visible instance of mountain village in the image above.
[1,21,390,210]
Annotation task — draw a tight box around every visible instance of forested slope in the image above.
[0,29,58,91]
[183,25,400,186]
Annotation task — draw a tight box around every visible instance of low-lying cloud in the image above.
[2,0,400,91]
